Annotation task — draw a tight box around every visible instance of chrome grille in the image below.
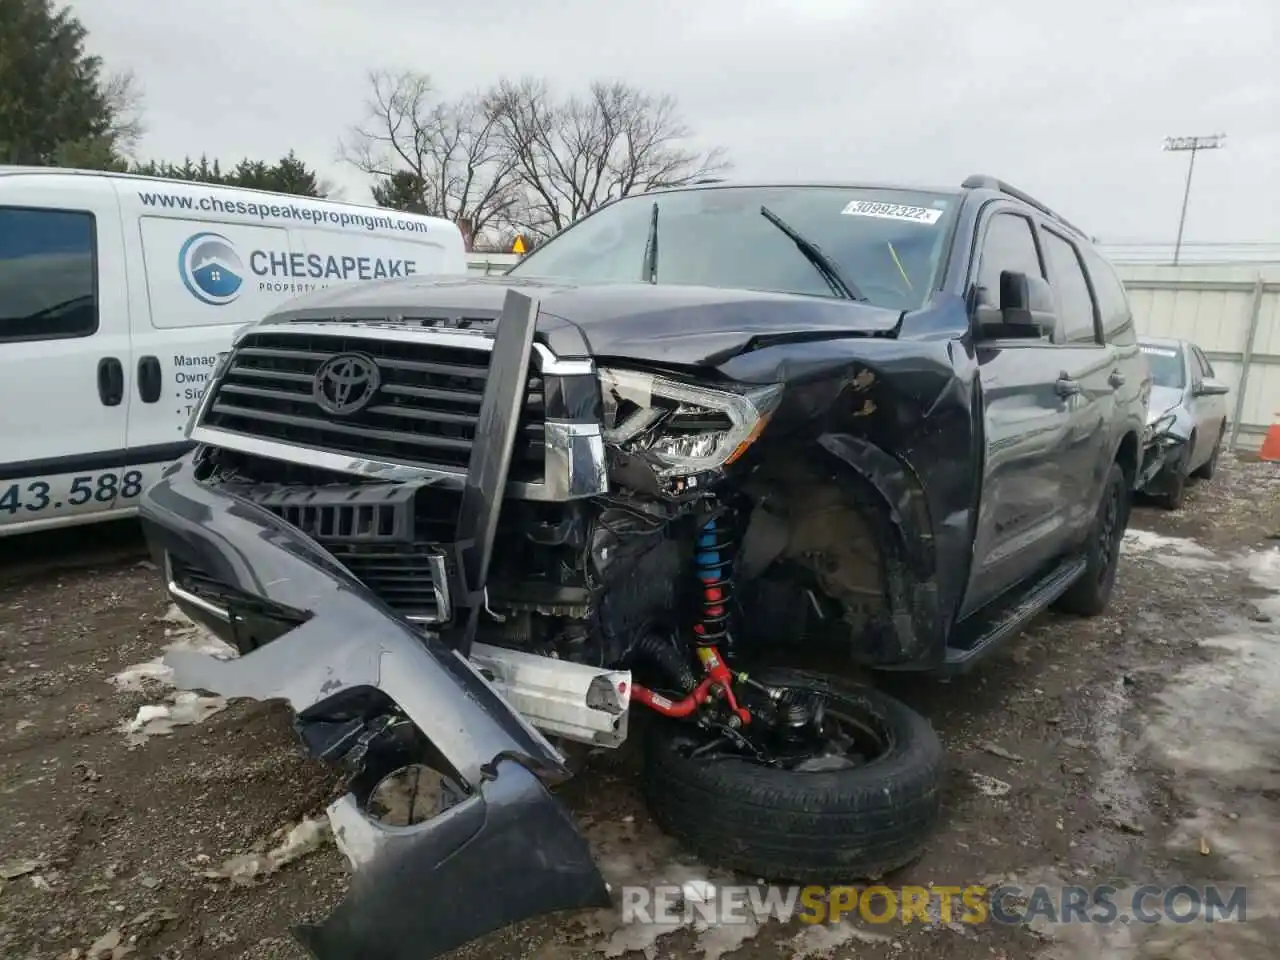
[201,330,546,482]
[326,544,451,624]
[234,480,457,625]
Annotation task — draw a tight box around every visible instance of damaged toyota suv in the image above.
[139,175,1150,959]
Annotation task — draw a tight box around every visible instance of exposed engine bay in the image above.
[183,414,882,747]
[140,284,938,960]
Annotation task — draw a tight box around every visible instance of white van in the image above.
[0,167,466,536]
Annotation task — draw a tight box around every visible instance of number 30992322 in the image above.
[0,471,145,516]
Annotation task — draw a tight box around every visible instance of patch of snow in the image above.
[1086,677,1148,850]
[1029,544,1280,959]
[970,772,1012,797]
[203,816,331,885]
[579,818,763,960]
[682,879,716,903]
[788,917,893,957]
[571,812,898,959]
[120,691,228,745]
[112,606,239,744]
[1121,529,1226,571]
[1121,529,1215,558]
[111,606,237,693]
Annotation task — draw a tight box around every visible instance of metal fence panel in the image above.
[1117,264,1280,449]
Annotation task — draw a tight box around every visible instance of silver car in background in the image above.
[1138,336,1231,509]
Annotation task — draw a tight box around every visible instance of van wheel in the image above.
[1056,462,1127,616]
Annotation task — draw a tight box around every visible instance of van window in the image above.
[1081,246,1137,346]
[1041,229,1099,345]
[0,207,98,342]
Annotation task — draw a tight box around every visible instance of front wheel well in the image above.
[1115,430,1140,488]
[736,456,926,665]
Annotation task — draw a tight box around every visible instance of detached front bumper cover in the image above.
[140,456,611,960]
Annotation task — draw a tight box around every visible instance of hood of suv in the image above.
[259,275,904,367]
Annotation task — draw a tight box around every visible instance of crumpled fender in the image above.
[816,432,943,663]
[140,457,611,960]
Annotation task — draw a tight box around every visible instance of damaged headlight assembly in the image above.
[598,368,782,482]
[1144,411,1178,446]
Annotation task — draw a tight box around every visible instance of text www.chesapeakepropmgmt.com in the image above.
[619,883,1249,926]
[137,191,435,233]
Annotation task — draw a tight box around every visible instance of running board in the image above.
[937,555,1088,677]
[468,642,631,749]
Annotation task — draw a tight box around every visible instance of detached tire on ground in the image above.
[641,669,944,882]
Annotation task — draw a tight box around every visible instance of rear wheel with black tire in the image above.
[1056,462,1128,616]
[1193,422,1226,481]
[1156,465,1187,511]
[641,668,944,882]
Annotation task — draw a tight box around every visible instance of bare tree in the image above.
[340,70,519,246]
[101,68,145,161]
[486,77,730,239]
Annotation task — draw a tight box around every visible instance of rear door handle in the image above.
[1056,375,1082,398]
[1109,369,1125,388]
[97,357,124,407]
[138,355,162,403]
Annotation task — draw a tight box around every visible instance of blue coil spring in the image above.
[693,516,734,647]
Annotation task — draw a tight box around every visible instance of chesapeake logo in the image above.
[177,232,421,303]
[178,232,244,306]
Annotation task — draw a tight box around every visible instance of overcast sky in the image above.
[74,0,1277,247]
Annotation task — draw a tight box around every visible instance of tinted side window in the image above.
[1041,229,1098,345]
[976,213,1044,306]
[1082,246,1136,346]
[0,207,98,343]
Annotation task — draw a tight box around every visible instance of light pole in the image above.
[1162,133,1226,266]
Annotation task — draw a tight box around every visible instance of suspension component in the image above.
[692,513,735,648]
[632,667,751,725]
[776,688,825,733]
[632,508,752,725]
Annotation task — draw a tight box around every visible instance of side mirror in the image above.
[976,270,1056,339]
[1194,378,1230,397]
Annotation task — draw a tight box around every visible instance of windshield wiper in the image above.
[640,201,659,283]
[759,206,866,301]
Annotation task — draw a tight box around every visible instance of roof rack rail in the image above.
[961,173,1087,238]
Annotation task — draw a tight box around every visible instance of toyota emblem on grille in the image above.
[312,353,382,416]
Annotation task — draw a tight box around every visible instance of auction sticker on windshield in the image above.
[841,200,944,224]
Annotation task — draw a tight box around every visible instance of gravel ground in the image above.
[2,456,1279,960]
